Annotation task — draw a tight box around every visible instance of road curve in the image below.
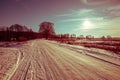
[6,40,120,80]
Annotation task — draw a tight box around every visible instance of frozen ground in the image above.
[0,39,120,80]
[0,48,19,80]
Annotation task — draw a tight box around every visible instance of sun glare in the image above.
[82,20,94,29]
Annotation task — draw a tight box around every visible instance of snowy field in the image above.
[0,40,120,80]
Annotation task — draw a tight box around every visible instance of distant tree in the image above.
[101,36,105,39]
[9,24,30,32]
[70,34,76,38]
[107,35,112,39]
[39,21,55,39]
[86,35,91,39]
[65,34,70,38]
[9,24,31,41]
[86,35,94,40]
[79,35,84,39]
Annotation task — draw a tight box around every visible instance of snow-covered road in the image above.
[3,40,120,80]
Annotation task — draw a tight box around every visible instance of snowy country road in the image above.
[3,40,120,80]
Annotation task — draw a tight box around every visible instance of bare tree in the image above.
[101,36,105,40]
[39,21,55,39]
[9,24,30,32]
[107,35,112,39]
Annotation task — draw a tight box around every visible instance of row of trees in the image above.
[55,34,112,40]
[0,22,56,41]
[0,24,35,41]
[0,24,32,32]
[0,21,116,41]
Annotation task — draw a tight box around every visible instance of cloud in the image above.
[106,18,120,28]
[60,17,104,23]
[54,2,120,37]
[55,13,72,17]
[56,9,94,17]
[81,0,88,4]
[56,8,104,23]
[56,9,97,21]
[87,0,109,3]
[84,0,120,5]
[81,0,109,5]
[93,17,120,37]
[73,16,120,37]
[105,5,120,18]
[77,9,94,15]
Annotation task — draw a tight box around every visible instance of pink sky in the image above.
[0,0,120,37]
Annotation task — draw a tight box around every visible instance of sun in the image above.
[82,20,94,29]
[83,20,91,26]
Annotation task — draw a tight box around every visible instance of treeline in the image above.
[0,23,56,41]
[0,31,38,41]
[0,23,120,42]
[53,34,120,53]
[54,34,120,43]
[0,24,38,41]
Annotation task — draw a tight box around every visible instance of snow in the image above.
[0,40,120,80]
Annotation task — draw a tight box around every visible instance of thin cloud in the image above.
[56,9,94,17]
[55,13,72,17]
[82,0,109,5]
[81,0,88,4]
[61,17,104,23]
[106,5,120,18]
[56,9,96,22]
[82,0,120,6]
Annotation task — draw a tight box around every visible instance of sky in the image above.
[0,0,120,37]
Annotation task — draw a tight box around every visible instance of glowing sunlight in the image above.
[82,19,94,29]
